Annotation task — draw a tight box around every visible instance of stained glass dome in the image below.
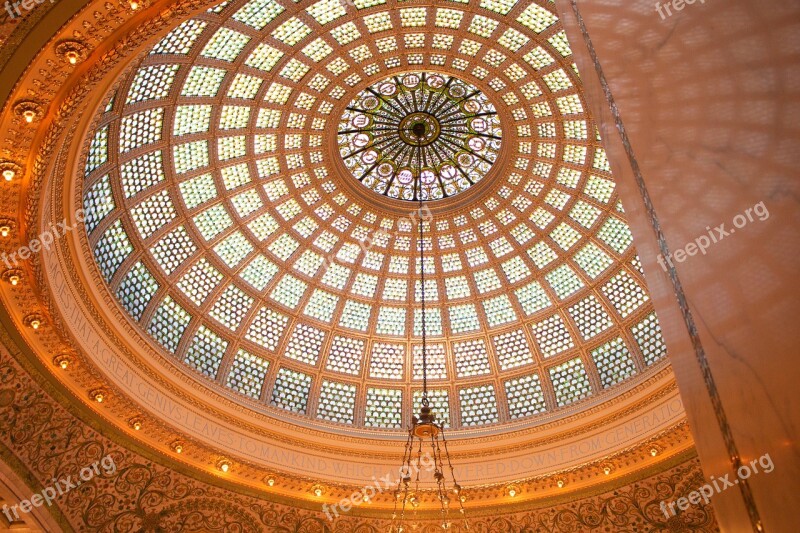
[338,72,501,201]
[79,0,669,435]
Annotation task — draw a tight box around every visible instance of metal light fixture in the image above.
[390,116,468,531]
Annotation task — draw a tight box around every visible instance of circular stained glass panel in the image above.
[338,73,502,202]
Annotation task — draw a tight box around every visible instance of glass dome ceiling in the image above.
[338,72,501,201]
[80,0,668,433]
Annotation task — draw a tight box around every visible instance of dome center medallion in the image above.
[338,72,502,202]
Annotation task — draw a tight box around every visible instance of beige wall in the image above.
[555,1,800,531]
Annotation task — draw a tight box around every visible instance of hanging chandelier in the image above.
[390,101,469,531]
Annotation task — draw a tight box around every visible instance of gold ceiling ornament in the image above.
[391,123,468,532]
[22,312,45,330]
[505,483,521,498]
[216,457,231,473]
[89,388,107,403]
[0,218,13,237]
[0,160,22,182]
[54,39,90,65]
[1,268,22,287]
[171,440,185,454]
[52,353,72,370]
[650,445,661,457]
[13,100,43,124]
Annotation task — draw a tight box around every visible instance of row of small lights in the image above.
[86,385,280,487]
[0,0,143,340]
[505,447,661,498]
[2,0,144,134]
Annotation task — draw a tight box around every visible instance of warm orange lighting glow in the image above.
[217,459,231,472]
[650,448,658,457]
[556,479,565,488]
[129,0,139,9]
[23,110,35,123]
[94,393,104,403]
[175,444,183,453]
[2,169,14,181]
[0,226,9,237]
[30,319,41,330]
[9,275,19,286]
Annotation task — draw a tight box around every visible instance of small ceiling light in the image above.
[265,476,276,487]
[55,40,89,65]
[13,101,42,125]
[3,269,22,286]
[24,314,44,330]
[311,484,324,497]
[216,458,231,473]
[0,226,10,237]
[0,161,20,182]
[90,389,105,403]
[505,484,519,498]
[53,354,71,370]
[603,466,612,475]
[556,479,565,488]
[129,0,139,9]
[130,418,142,431]
[650,448,659,457]
[172,441,184,454]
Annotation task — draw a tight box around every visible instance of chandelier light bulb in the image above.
[9,275,19,286]
[0,226,9,237]
[23,110,35,123]
[2,169,14,181]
